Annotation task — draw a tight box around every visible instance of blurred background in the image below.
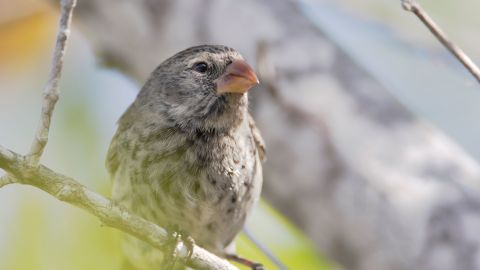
[1,0,480,269]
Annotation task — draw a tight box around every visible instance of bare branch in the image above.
[0,144,238,270]
[28,0,77,165]
[0,1,239,269]
[401,0,480,83]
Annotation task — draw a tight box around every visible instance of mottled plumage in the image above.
[106,45,265,269]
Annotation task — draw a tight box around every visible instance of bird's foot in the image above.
[182,235,195,258]
[162,225,181,270]
[162,225,195,270]
[226,254,265,270]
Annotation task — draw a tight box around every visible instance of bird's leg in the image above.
[161,225,182,270]
[226,254,265,270]
[161,225,195,270]
[182,234,195,258]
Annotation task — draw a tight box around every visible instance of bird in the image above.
[106,45,266,270]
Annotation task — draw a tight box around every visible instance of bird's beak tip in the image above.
[216,60,259,94]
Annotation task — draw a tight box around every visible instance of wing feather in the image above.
[248,114,266,162]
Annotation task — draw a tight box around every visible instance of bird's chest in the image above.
[123,130,259,248]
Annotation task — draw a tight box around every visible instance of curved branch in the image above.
[0,144,238,270]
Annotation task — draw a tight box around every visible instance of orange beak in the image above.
[216,59,259,94]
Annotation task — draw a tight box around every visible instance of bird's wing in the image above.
[106,130,121,176]
[106,104,136,177]
[248,114,266,162]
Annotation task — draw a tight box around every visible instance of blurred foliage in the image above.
[0,187,123,270]
[0,4,56,72]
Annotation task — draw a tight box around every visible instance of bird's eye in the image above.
[193,62,209,73]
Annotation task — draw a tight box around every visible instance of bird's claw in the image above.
[162,225,195,270]
[183,235,195,259]
[162,225,181,270]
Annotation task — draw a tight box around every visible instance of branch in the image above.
[401,0,480,83]
[0,145,238,270]
[28,0,77,165]
[0,1,239,269]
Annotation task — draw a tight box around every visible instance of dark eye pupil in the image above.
[193,62,208,73]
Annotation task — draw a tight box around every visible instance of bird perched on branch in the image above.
[106,45,266,270]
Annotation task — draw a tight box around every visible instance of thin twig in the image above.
[0,144,238,270]
[28,0,77,165]
[401,0,480,83]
